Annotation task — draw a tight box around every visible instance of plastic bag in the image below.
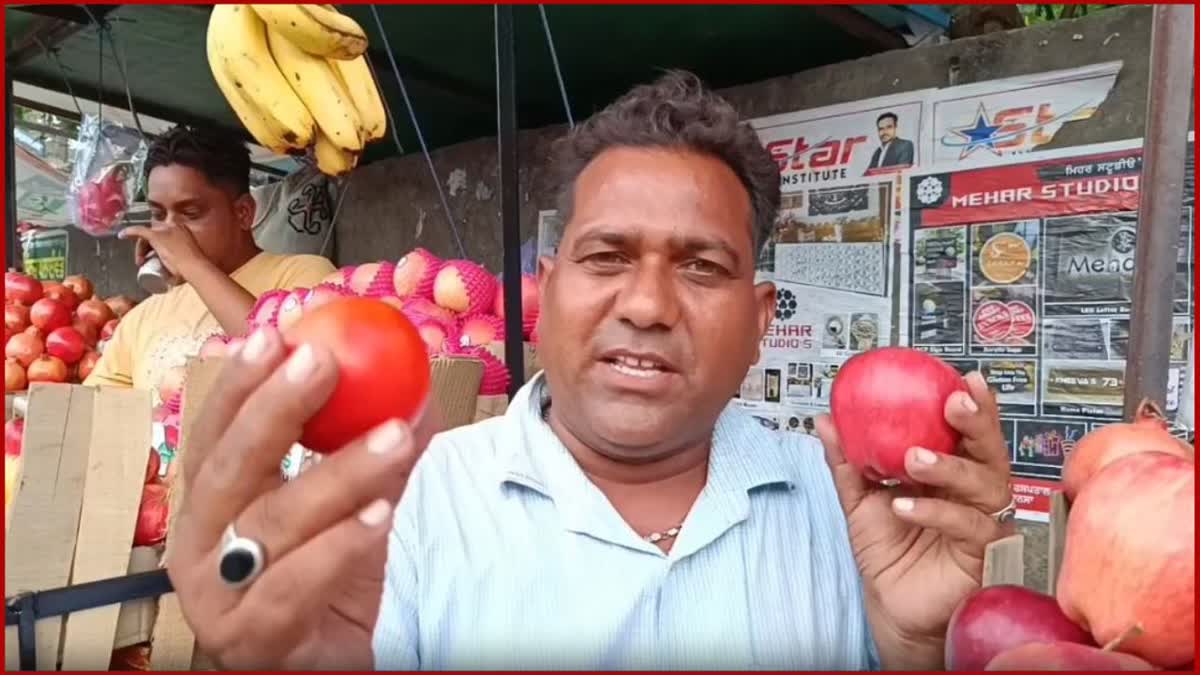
[66,114,148,237]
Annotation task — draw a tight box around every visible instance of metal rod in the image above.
[495,4,524,397]
[6,69,19,271]
[538,5,574,128]
[1123,4,1195,419]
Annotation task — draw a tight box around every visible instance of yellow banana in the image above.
[249,4,367,60]
[208,5,314,149]
[312,130,359,177]
[330,55,386,143]
[266,27,364,153]
[207,21,295,154]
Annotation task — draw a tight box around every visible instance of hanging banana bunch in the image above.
[206,4,388,177]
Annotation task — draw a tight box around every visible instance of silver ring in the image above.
[988,497,1018,524]
[218,524,266,589]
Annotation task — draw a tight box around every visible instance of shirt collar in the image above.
[497,373,795,499]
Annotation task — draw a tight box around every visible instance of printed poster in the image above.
[906,137,1194,522]
[929,61,1121,168]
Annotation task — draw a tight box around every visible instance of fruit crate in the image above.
[4,382,159,670]
[1046,491,1070,595]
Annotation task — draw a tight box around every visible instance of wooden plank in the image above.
[4,383,95,671]
[982,533,1025,587]
[60,387,153,670]
[150,357,224,671]
[1047,491,1070,595]
[113,547,164,650]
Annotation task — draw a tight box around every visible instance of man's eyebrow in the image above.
[570,230,637,250]
[672,235,742,267]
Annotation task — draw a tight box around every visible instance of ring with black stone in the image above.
[218,524,266,590]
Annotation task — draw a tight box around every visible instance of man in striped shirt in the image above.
[167,71,1016,670]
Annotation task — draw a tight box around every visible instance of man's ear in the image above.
[537,255,555,293]
[752,281,776,364]
[235,193,257,232]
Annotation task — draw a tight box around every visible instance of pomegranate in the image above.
[284,297,431,454]
[1056,452,1194,668]
[75,298,115,329]
[45,327,86,365]
[132,483,168,546]
[946,584,1094,670]
[830,347,968,484]
[5,332,44,368]
[26,354,68,383]
[985,641,1156,671]
[41,283,79,312]
[71,318,99,348]
[29,298,72,333]
[433,260,497,314]
[4,271,43,306]
[61,274,94,301]
[1062,399,1193,501]
[5,303,30,333]
[104,295,136,318]
[5,358,27,392]
[5,418,23,457]
[100,318,120,341]
[77,351,100,381]
[22,325,43,340]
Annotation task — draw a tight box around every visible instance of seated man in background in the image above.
[85,126,335,407]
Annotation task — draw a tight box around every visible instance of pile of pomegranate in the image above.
[5,270,138,392]
[227,247,538,399]
[944,400,1194,671]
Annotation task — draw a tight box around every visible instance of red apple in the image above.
[946,584,1094,671]
[985,641,1156,671]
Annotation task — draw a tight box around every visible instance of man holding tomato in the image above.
[167,72,1016,670]
[85,126,335,406]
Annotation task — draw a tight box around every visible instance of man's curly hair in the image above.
[548,70,781,259]
[145,125,251,196]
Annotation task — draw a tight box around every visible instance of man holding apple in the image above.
[167,71,1015,670]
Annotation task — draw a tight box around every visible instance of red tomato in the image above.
[284,297,431,454]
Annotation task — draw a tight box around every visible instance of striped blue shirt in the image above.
[373,374,880,670]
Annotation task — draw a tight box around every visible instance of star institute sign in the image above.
[951,103,1004,159]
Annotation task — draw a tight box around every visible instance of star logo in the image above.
[951,104,1003,159]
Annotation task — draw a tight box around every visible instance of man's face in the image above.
[537,147,776,461]
[146,164,253,267]
[877,117,897,144]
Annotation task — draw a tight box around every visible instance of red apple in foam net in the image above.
[829,347,968,484]
[494,273,540,336]
[412,318,449,355]
[457,313,504,350]
[945,584,1094,671]
[1056,451,1195,668]
[304,283,353,313]
[199,335,228,359]
[404,297,458,325]
[274,289,308,333]
[984,642,1156,671]
[392,248,442,298]
[433,260,497,315]
[247,290,288,330]
[348,262,390,296]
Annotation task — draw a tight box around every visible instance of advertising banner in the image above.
[928,61,1121,169]
[906,138,1194,521]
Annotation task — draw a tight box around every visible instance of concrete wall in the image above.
[332,5,1165,272]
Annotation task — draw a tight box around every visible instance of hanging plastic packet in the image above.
[66,113,148,238]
